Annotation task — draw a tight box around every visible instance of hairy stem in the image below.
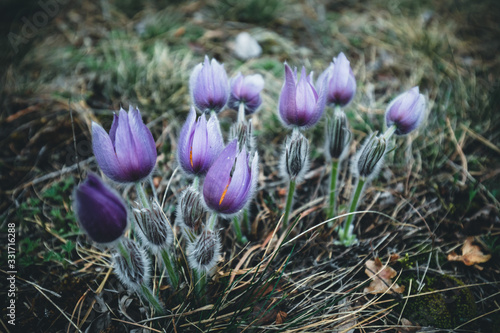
[283,179,296,230]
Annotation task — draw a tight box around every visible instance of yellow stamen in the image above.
[219,180,231,205]
[190,147,194,168]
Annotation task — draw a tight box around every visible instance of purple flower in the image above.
[177,106,224,176]
[74,173,128,243]
[92,106,157,183]
[385,87,426,135]
[317,52,356,107]
[203,140,258,216]
[228,72,264,115]
[190,55,230,114]
[278,64,326,129]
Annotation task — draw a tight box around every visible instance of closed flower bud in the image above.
[132,202,173,254]
[385,86,426,135]
[92,106,157,183]
[356,133,387,179]
[280,130,310,182]
[278,64,326,129]
[112,238,150,290]
[187,229,221,274]
[177,106,224,177]
[74,173,128,244]
[176,186,206,241]
[190,55,230,114]
[325,111,351,161]
[228,119,254,155]
[317,52,356,107]
[203,140,259,216]
[228,72,264,115]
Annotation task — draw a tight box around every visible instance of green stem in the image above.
[341,177,366,243]
[116,239,132,267]
[237,102,246,124]
[283,179,296,229]
[140,284,164,314]
[192,176,200,191]
[135,182,150,209]
[232,216,248,244]
[193,269,207,303]
[207,213,218,231]
[160,248,179,289]
[327,159,340,221]
[382,124,397,140]
[243,209,250,233]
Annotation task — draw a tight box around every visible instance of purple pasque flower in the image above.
[190,55,230,114]
[177,106,224,177]
[92,106,157,183]
[203,139,259,216]
[385,86,426,135]
[278,64,326,129]
[74,173,128,243]
[228,72,265,115]
[317,52,356,107]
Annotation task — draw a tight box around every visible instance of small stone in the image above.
[233,32,262,60]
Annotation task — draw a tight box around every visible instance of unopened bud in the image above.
[176,186,206,242]
[187,229,221,274]
[356,133,387,179]
[280,130,309,182]
[132,202,173,254]
[112,238,150,290]
[325,111,351,160]
[229,120,254,154]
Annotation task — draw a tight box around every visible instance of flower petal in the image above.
[92,122,123,182]
[279,63,297,126]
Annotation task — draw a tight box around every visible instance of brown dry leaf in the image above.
[364,258,405,294]
[447,237,491,266]
[276,311,287,324]
[398,318,421,333]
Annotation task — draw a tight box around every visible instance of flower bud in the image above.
[74,173,128,244]
[356,133,387,179]
[177,106,224,177]
[228,72,264,115]
[92,106,157,183]
[280,130,309,182]
[112,238,150,290]
[229,119,254,155]
[132,202,173,254]
[385,86,426,135]
[317,52,356,107]
[187,229,221,274]
[176,186,206,242]
[189,55,230,114]
[325,111,351,161]
[203,140,259,217]
[278,64,326,129]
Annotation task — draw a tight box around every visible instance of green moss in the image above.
[398,274,477,329]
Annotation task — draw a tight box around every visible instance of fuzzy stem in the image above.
[283,179,296,230]
[232,216,248,244]
[192,176,200,191]
[382,124,397,140]
[341,177,366,243]
[193,268,207,303]
[116,239,132,267]
[140,284,164,314]
[243,209,250,233]
[327,159,340,221]
[148,176,159,203]
[207,213,218,231]
[160,248,179,289]
[135,182,150,209]
[237,102,246,124]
